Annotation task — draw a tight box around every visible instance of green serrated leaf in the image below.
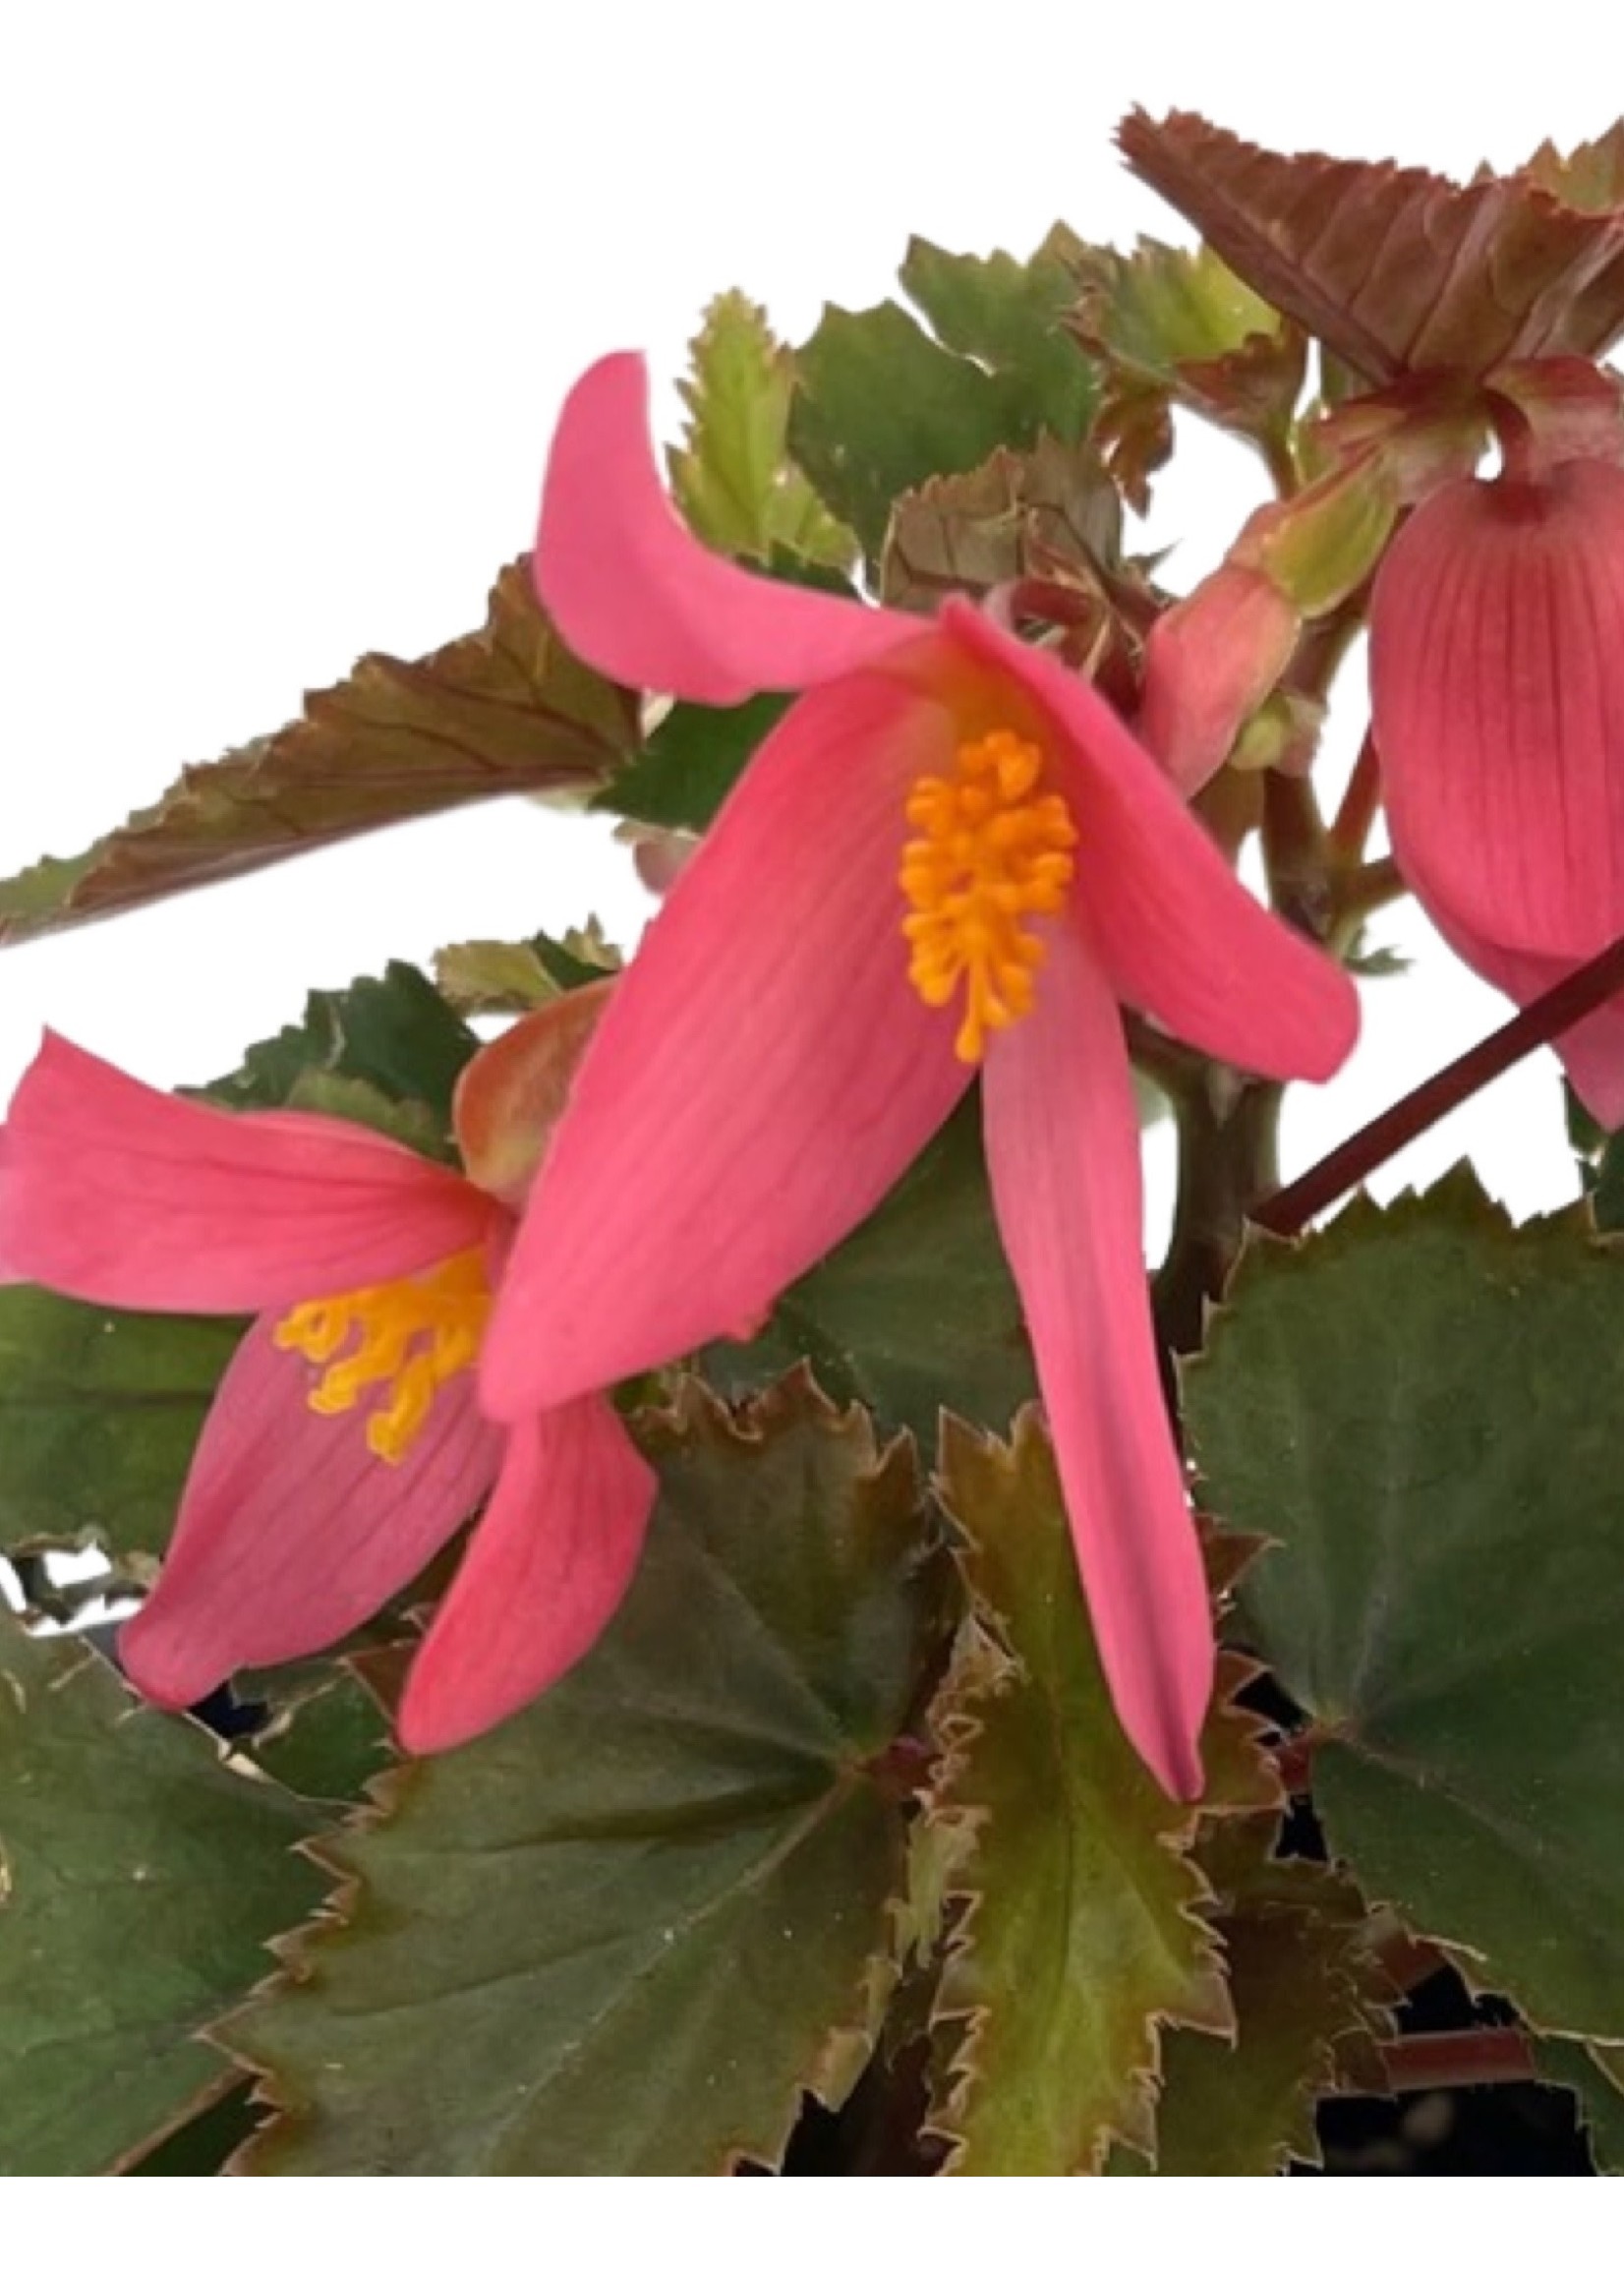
[222,1373,942,2176]
[0,563,638,948]
[704,1095,1035,1450]
[201,960,477,1153]
[1144,1826,1388,2175]
[1538,2036,1624,2173]
[0,1616,323,2175]
[668,292,857,570]
[899,229,1095,444]
[921,1415,1234,2174]
[1186,1173,1624,2037]
[791,230,1098,563]
[0,1290,243,1561]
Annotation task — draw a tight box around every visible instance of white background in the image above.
[2,0,1615,1231]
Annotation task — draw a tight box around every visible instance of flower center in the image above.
[272,1247,493,1465]
[899,729,1077,1063]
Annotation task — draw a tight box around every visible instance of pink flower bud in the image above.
[1136,563,1300,795]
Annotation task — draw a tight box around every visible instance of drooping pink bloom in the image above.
[481,354,1362,1800]
[0,987,654,1750]
[1370,458,1624,1125]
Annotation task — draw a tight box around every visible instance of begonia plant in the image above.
[5,110,1624,2178]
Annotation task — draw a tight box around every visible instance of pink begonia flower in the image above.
[0,985,655,1750]
[480,354,1361,1800]
[1371,459,1624,1125]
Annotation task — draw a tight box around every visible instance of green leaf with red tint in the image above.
[0,563,638,948]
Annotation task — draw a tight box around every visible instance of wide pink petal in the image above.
[938,603,1361,1082]
[1371,463,1624,962]
[0,1032,500,1311]
[397,1397,657,1752]
[534,352,918,704]
[119,1314,502,1706]
[982,920,1212,1801]
[482,661,973,1418]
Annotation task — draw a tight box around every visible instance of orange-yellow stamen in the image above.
[899,728,1077,1062]
[272,1247,493,1465]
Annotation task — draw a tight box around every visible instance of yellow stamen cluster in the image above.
[899,729,1077,1062]
[273,1247,493,1465]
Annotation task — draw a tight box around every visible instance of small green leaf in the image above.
[599,690,790,833]
[0,1616,323,2175]
[0,1290,243,1561]
[1144,1824,1389,2175]
[922,1415,1235,2174]
[899,230,1095,444]
[1186,1175,1624,2038]
[0,563,638,948]
[223,1374,943,2176]
[202,960,477,1154]
[790,233,1098,561]
[1538,2037,1624,2173]
[705,1095,1035,1450]
[668,293,857,570]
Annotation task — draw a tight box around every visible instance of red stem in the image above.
[1329,729,1382,862]
[1369,2028,1537,2096]
[1252,928,1624,1239]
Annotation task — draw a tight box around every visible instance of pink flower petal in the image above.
[482,662,973,1419]
[1371,464,1624,963]
[0,1033,500,1311]
[397,1396,657,1752]
[534,353,918,704]
[119,1314,502,1706]
[982,919,1212,1801]
[940,603,1361,1083]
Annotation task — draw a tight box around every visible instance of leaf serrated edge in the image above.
[918,1410,1238,2173]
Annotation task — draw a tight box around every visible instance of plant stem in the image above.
[1358,2028,1537,2097]
[1329,729,1382,862]
[1252,928,1624,1240]
[1155,1072,1283,1357]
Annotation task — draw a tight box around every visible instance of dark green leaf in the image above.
[1186,1174,1624,2036]
[0,563,638,948]
[599,691,789,833]
[201,960,476,1157]
[223,1373,943,2175]
[705,1095,1035,1450]
[0,1290,242,1561]
[0,1616,322,2175]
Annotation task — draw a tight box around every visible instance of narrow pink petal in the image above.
[534,353,918,703]
[482,662,972,1418]
[397,1397,657,1752]
[0,1033,500,1311]
[1371,464,1624,962]
[119,1314,502,1706]
[939,603,1361,1082]
[983,920,1212,1801]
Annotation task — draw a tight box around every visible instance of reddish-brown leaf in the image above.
[1118,110,1624,383]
